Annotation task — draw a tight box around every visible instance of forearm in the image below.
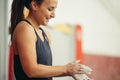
[27,64,67,78]
[23,60,81,78]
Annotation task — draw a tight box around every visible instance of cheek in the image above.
[45,11,51,16]
[38,10,50,20]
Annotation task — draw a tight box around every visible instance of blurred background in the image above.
[0,0,120,80]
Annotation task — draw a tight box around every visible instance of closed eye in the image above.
[48,7,55,11]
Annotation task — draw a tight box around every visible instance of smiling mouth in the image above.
[46,18,50,22]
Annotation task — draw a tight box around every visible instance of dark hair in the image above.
[10,0,44,39]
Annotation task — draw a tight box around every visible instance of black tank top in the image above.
[14,20,52,80]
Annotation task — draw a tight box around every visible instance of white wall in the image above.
[49,0,120,57]
[0,0,9,80]
[0,0,4,79]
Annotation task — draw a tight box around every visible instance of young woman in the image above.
[10,0,81,80]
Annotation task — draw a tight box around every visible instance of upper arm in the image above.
[14,22,37,75]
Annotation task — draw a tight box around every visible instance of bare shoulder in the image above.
[14,21,35,36]
[14,21,34,34]
[13,21,36,42]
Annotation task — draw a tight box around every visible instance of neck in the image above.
[26,15,40,30]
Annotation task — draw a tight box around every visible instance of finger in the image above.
[75,60,80,63]
[72,60,80,63]
[79,64,93,74]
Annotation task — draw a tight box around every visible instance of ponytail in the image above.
[10,0,24,39]
[10,0,44,40]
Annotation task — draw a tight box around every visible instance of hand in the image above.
[65,60,81,76]
[72,74,94,80]
[79,64,92,74]
[72,64,93,80]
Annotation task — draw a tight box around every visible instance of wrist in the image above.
[63,65,69,76]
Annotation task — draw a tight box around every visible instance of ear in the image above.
[30,0,38,11]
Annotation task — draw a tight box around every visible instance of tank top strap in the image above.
[22,19,49,42]
[22,19,33,26]
[39,27,49,42]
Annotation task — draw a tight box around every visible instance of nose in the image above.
[50,12,55,18]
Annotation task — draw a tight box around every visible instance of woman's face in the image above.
[35,0,58,26]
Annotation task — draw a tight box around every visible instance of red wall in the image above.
[83,53,120,80]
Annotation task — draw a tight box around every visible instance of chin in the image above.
[42,23,48,26]
[45,21,49,25]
